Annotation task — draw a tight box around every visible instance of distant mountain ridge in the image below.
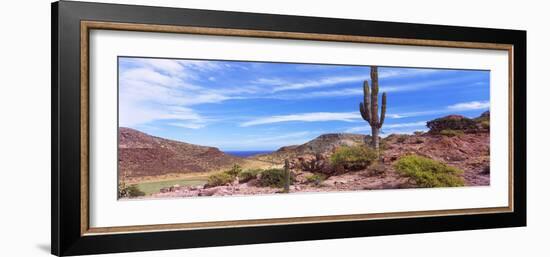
[118,127,242,178]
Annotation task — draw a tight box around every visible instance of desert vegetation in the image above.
[330,145,378,171]
[118,66,490,199]
[118,180,146,198]
[394,155,465,187]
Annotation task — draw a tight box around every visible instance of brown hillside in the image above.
[118,127,243,178]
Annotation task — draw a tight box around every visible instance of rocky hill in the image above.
[119,127,243,178]
[251,133,368,164]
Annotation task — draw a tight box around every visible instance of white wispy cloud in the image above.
[167,122,206,129]
[119,57,488,136]
[447,100,490,111]
[267,73,483,100]
[240,112,360,127]
[252,78,287,85]
[386,100,490,119]
[344,121,427,133]
[271,75,369,92]
[142,58,224,74]
[119,59,232,128]
[238,99,489,129]
[386,114,407,119]
[386,121,427,128]
[385,110,441,119]
[254,68,440,93]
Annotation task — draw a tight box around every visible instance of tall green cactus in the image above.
[359,66,387,152]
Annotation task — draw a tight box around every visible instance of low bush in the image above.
[330,145,378,171]
[305,173,326,186]
[394,155,464,187]
[206,172,234,187]
[480,120,490,130]
[238,169,261,183]
[224,164,242,177]
[259,168,294,188]
[439,129,464,137]
[118,182,146,198]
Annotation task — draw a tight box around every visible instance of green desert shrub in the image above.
[259,168,295,188]
[305,173,326,186]
[330,145,378,171]
[238,169,262,183]
[439,129,464,137]
[118,182,146,198]
[206,172,234,187]
[480,120,490,130]
[394,155,465,187]
[224,164,242,177]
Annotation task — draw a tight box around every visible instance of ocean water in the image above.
[224,150,273,158]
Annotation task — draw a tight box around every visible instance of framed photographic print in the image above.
[51,1,526,256]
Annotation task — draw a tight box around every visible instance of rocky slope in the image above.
[382,132,489,186]
[119,127,243,178]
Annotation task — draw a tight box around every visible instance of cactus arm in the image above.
[359,102,371,124]
[379,92,387,128]
[359,102,366,119]
[363,80,372,123]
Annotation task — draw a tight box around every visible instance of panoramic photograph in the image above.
[117,57,490,199]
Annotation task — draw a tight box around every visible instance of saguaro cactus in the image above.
[359,66,387,152]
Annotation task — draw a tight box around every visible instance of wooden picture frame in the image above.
[52,1,526,256]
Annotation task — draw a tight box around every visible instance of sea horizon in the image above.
[223,150,274,158]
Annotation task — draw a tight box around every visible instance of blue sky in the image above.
[119,57,490,151]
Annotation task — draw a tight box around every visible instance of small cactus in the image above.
[283,159,290,193]
[359,66,387,154]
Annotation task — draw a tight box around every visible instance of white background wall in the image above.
[0,0,547,256]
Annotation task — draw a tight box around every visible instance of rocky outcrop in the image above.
[426,115,478,133]
[427,111,490,134]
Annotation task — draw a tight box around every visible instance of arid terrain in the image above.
[119,111,490,199]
